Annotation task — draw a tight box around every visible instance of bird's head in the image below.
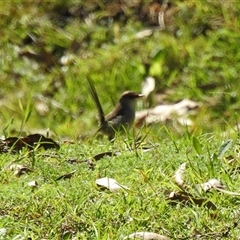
[119,91,144,107]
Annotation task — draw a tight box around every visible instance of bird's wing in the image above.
[105,103,124,121]
[87,78,105,125]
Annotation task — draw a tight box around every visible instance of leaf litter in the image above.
[0,133,59,153]
[135,99,199,127]
[8,164,33,177]
[56,170,77,181]
[124,231,169,240]
[95,177,129,192]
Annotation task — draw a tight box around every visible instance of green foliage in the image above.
[0,0,239,136]
[192,136,203,155]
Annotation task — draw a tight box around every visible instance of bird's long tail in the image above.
[87,78,105,126]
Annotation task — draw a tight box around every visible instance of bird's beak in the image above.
[136,94,144,98]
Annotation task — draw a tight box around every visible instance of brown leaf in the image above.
[93,151,119,161]
[66,158,96,170]
[197,82,224,91]
[86,159,96,170]
[56,170,76,181]
[9,164,33,177]
[69,38,82,53]
[66,151,120,171]
[124,231,169,240]
[0,134,59,153]
[22,134,60,150]
[168,191,217,210]
[66,158,81,164]
[19,47,55,68]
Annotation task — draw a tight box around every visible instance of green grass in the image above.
[1,0,240,239]
[1,133,240,239]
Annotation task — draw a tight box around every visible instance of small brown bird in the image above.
[88,79,144,140]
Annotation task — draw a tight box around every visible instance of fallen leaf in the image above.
[28,180,38,188]
[174,162,187,190]
[35,100,49,116]
[9,164,33,177]
[197,82,224,91]
[19,47,55,69]
[93,151,120,161]
[141,76,155,98]
[96,177,129,192]
[197,179,240,196]
[0,134,59,153]
[135,29,154,39]
[56,170,76,181]
[135,99,199,126]
[23,134,59,150]
[124,232,169,240]
[168,191,217,210]
[86,159,96,170]
[66,158,96,170]
[60,53,75,65]
[196,179,226,192]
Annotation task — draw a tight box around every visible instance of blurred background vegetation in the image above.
[0,0,240,139]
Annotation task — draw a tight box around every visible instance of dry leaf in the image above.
[141,77,155,98]
[124,232,169,240]
[19,47,55,68]
[135,29,153,39]
[95,177,129,192]
[56,170,76,181]
[196,179,226,192]
[60,53,75,65]
[66,158,96,169]
[9,164,33,177]
[197,179,240,196]
[28,180,38,188]
[0,133,59,153]
[86,159,96,170]
[35,100,49,116]
[168,191,216,210]
[136,99,199,126]
[66,151,121,170]
[174,162,187,190]
[93,151,120,161]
